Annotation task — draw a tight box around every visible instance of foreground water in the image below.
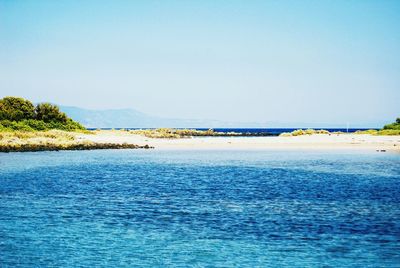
[0,150,399,267]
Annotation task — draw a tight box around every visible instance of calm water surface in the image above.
[0,150,399,267]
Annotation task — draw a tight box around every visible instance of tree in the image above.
[35,103,68,123]
[383,117,400,130]
[0,97,35,121]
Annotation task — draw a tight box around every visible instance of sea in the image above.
[0,149,399,267]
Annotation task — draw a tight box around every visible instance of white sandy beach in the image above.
[78,131,400,152]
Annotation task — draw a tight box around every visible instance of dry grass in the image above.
[355,129,400,136]
[279,129,331,137]
[0,130,152,152]
[0,129,76,142]
[279,128,400,137]
[130,128,181,138]
[128,128,238,139]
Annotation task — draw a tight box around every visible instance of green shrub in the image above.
[0,120,13,129]
[383,118,400,130]
[35,103,68,123]
[8,121,34,131]
[0,97,35,121]
[23,119,48,131]
[0,96,85,132]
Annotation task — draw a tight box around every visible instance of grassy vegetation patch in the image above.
[129,128,239,138]
[355,129,400,136]
[0,130,152,152]
[279,129,331,137]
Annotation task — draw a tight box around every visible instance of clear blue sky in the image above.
[1,0,399,127]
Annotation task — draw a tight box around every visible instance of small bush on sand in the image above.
[291,129,306,136]
[317,129,330,134]
[355,129,379,135]
[280,129,331,137]
[304,129,316,135]
[376,129,400,135]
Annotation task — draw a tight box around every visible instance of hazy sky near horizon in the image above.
[1,0,399,126]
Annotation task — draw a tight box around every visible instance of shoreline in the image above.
[79,131,400,153]
[1,130,399,153]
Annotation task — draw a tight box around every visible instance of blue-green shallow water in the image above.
[0,150,399,267]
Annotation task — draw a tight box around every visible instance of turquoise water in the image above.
[0,150,399,267]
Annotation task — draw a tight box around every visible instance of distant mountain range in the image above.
[59,106,384,129]
[59,106,265,128]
